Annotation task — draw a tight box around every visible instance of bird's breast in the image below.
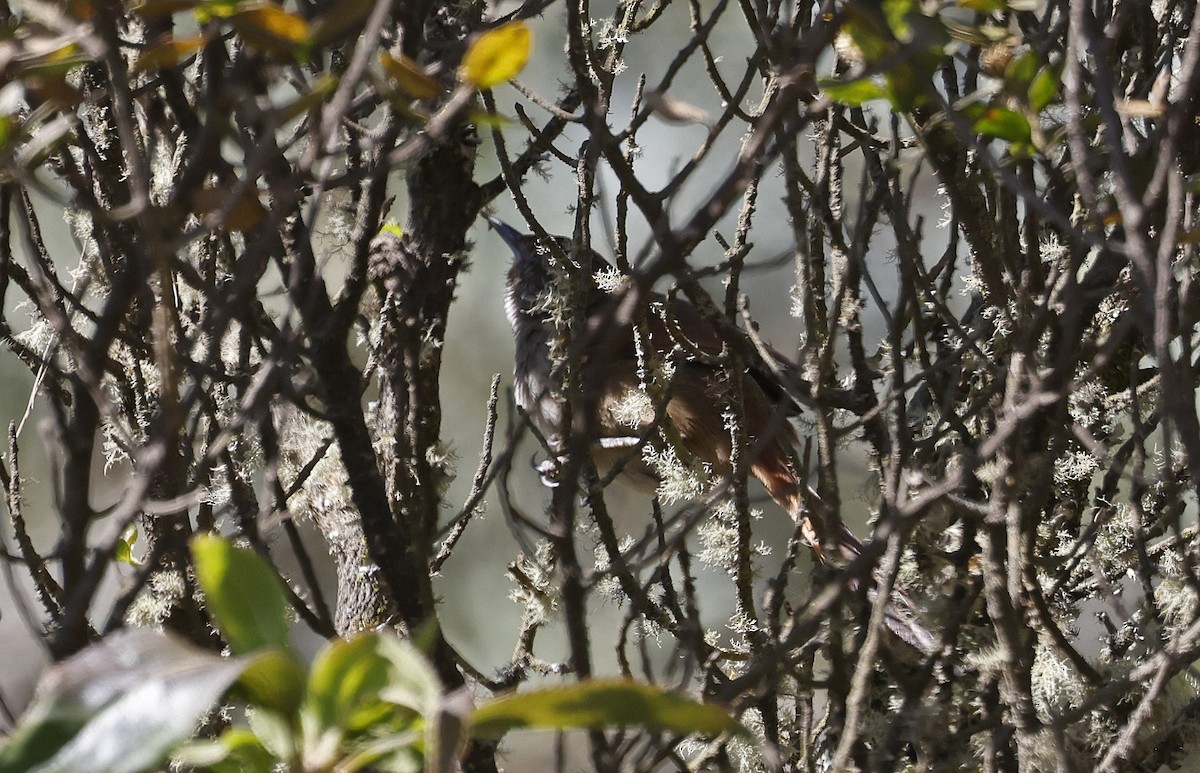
[512,321,561,436]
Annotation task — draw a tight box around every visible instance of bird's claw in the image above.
[531,454,563,488]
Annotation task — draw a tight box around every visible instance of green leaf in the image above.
[460,21,531,88]
[0,629,247,773]
[18,43,87,79]
[173,728,276,773]
[132,0,203,17]
[337,730,423,773]
[278,74,337,124]
[230,5,310,59]
[114,523,141,567]
[304,634,393,730]
[191,534,290,654]
[194,0,238,22]
[247,707,296,762]
[467,109,513,128]
[885,58,937,111]
[1003,50,1040,93]
[882,0,918,42]
[425,689,472,773]
[906,13,951,52]
[1028,61,1062,112]
[298,633,441,771]
[133,35,206,73]
[957,0,1007,11]
[470,679,744,740]
[841,8,893,63]
[819,76,887,106]
[375,635,443,716]
[237,649,308,717]
[381,52,441,100]
[0,115,15,152]
[300,633,394,767]
[971,105,1032,143]
[375,636,449,772]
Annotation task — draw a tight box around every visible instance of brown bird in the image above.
[490,217,935,654]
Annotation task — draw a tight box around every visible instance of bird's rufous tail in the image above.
[752,450,938,656]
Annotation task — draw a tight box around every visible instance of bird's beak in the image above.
[486,216,527,257]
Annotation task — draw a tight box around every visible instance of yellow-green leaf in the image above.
[231,5,310,58]
[173,728,275,772]
[467,109,511,128]
[380,52,440,100]
[134,35,206,73]
[1028,61,1063,112]
[957,0,1006,11]
[471,679,744,739]
[971,105,1032,144]
[236,5,308,42]
[0,115,15,151]
[132,0,203,18]
[460,21,530,89]
[195,0,239,22]
[237,650,307,717]
[18,43,86,79]
[115,523,140,568]
[1003,50,1040,93]
[820,75,887,106]
[303,633,395,735]
[277,74,337,123]
[191,534,290,654]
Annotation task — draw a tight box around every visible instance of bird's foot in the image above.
[531,454,563,488]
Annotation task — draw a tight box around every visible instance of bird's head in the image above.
[487,217,612,329]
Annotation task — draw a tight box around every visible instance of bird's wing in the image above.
[581,286,801,417]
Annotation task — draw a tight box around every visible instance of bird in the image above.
[488,217,936,655]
